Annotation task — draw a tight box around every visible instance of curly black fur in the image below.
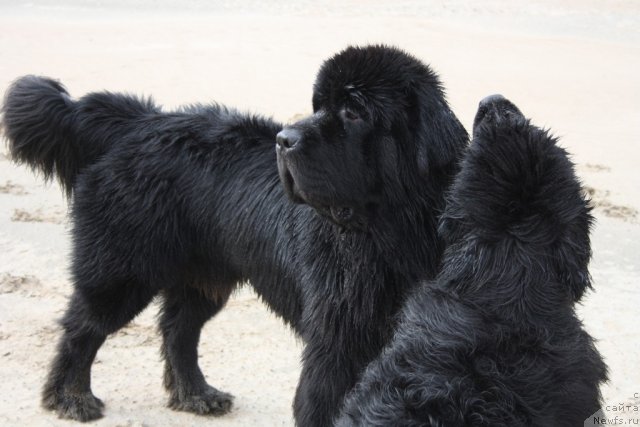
[1,45,467,425]
[336,95,608,427]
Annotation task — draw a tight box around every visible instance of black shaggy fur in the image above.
[336,95,608,427]
[1,45,468,425]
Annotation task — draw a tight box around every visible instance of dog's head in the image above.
[276,45,467,231]
[440,95,593,302]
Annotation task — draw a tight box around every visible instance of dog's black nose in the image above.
[479,94,507,109]
[473,94,524,135]
[478,94,522,119]
[276,128,301,149]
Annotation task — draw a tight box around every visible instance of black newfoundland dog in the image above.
[336,95,608,427]
[1,45,467,424]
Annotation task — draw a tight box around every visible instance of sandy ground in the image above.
[0,1,638,426]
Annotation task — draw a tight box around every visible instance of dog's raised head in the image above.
[440,95,593,302]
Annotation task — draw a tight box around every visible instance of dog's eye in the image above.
[341,109,360,122]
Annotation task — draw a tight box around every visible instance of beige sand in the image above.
[0,1,638,425]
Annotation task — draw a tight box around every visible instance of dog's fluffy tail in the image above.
[1,76,84,195]
[2,75,159,196]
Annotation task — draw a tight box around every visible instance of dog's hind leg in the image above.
[159,283,234,416]
[42,281,156,421]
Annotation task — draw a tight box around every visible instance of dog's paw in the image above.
[168,386,234,416]
[42,389,105,422]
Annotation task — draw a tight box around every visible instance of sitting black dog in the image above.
[336,95,608,427]
[1,45,467,425]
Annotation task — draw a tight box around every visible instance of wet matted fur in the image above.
[336,95,608,427]
[1,45,468,425]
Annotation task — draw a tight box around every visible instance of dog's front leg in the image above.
[293,339,360,427]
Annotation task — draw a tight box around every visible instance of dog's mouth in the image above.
[316,205,368,231]
[298,191,366,231]
[330,206,354,223]
[278,164,305,204]
[276,152,367,230]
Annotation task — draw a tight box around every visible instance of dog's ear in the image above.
[551,205,594,302]
[412,88,468,177]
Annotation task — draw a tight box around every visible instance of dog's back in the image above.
[337,96,608,427]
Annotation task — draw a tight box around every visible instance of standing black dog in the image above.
[336,95,608,427]
[1,45,467,424]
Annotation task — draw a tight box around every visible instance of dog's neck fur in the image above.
[372,155,461,273]
[438,238,576,324]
